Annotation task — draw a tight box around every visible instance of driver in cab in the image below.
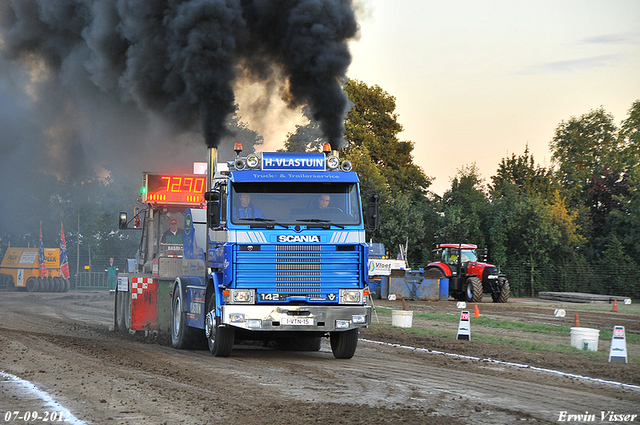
[233,193,265,219]
[317,194,331,210]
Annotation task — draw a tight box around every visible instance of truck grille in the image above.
[235,244,362,301]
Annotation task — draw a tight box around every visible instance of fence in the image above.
[502,263,640,299]
[75,272,110,290]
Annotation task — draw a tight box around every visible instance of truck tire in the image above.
[205,292,234,357]
[465,276,483,303]
[330,329,359,359]
[27,277,40,292]
[2,275,16,291]
[39,277,47,292]
[51,277,59,292]
[171,283,202,349]
[492,277,510,303]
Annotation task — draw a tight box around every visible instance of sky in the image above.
[343,0,640,195]
[1,0,639,209]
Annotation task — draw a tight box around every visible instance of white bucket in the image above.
[570,327,600,351]
[392,310,413,328]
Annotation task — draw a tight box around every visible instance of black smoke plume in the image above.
[0,0,357,149]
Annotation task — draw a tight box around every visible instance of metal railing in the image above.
[75,272,110,290]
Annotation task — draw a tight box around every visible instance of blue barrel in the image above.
[380,276,389,299]
[439,278,449,300]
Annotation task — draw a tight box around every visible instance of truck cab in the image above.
[171,147,377,359]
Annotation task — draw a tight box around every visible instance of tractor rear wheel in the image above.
[465,276,483,303]
[492,277,510,303]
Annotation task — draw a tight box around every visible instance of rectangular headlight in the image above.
[230,313,246,323]
[339,289,363,304]
[335,320,350,329]
[247,319,262,328]
[229,289,255,304]
[352,315,367,324]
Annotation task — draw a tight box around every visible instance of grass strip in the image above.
[371,306,640,343]
[369,323,612,360]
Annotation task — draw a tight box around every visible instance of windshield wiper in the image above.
[295,219,344,229]
[237,217,288,229]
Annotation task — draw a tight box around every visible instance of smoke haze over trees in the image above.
[0,0,358,255]
[1,2,638,298]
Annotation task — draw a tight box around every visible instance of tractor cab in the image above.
[440,246,478,272]
[427,243,509,303]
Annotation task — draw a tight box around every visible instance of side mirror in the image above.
[118,212,128,230]
[205,191,221,202]
[365,194,379,232]
[208,200,221,229]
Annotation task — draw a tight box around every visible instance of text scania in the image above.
[278,235,321,243]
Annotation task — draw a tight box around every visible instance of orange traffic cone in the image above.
[612,300,618,312]
[474,304,480,318]
[574,314,580,327]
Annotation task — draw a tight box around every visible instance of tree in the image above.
[488,147,586,294]
[619,100,640,171]
[281,106,324,153]
[549,107,621,207]
[436,164,489,247]
[491,146,560,201]
[587,165,630,245]
[281,80,434,265]
[549,101,640,266]
[342,80,431,198]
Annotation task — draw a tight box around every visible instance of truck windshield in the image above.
[230,182,361,226]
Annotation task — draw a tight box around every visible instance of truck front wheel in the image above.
[330,329,359,359]
[205,292,234,357]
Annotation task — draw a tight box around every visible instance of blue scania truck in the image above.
[118,145,378,359]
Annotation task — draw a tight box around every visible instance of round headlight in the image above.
[234,158,246,170]
[246,154,260,168]
[326,155,340,170]
[341,160,352,172]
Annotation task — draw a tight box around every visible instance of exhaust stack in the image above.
[207,147,217,192]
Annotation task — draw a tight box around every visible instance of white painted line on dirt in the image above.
[359,339,640,391]
[0,371,88,425]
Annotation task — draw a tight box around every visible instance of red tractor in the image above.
[426,243,509,303]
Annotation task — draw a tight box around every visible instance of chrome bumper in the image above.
[220,305,371,331]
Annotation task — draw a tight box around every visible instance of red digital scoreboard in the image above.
[143,173,206,206]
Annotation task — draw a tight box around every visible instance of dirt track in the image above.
[0,291,639,424]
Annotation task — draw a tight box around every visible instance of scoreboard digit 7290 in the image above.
[142,172,206,207]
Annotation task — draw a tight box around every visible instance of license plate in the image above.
[281,317,314,326]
